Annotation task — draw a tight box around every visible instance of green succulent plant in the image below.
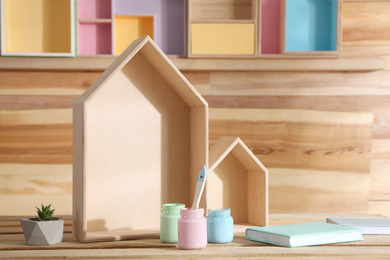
[36,204,55,221]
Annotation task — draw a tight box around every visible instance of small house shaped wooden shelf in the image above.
[1,0,76,57]
[208,136,268,229]
[73,36,208,242]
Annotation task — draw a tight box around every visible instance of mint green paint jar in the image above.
[160,203,185,243]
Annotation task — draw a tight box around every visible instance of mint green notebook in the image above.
[246,222,363,248]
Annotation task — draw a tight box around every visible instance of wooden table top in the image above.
[1,214,390,259]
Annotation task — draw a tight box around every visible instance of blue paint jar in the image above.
[207,208,234,243]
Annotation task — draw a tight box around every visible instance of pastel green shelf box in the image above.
[1,0,76,57]
[281,0,341,56]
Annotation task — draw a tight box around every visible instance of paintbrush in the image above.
[191,166,207,210]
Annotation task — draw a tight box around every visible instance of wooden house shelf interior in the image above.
[208,137,268,229]
[73,36,209,242]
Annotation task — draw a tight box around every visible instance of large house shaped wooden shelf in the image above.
[73,36,208,242]
[208,136,268,229]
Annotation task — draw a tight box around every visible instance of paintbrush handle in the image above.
[191,166,207,210]
[191,181,206,210]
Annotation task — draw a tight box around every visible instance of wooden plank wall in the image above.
[0,1,389,216]
[342,1,390,217]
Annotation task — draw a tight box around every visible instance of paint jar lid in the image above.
[179,208,205,218]
[162,203,185,214]
[208,208,231,216]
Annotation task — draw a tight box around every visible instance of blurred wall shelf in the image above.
[0,0,76,57]
[1,0,186,57]
[0,56,385,71]
[187,0,342,58]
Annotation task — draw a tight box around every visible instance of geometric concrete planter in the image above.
[20,219,64,245]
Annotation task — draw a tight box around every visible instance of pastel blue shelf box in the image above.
[285,0,338,52]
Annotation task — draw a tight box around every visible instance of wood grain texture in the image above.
[370,139,390,200]
[0,164,71,192]
[0,109,72,126]
[0,164,72,216]
[0,95,78,110]
[343,2,390,46]
[204,95,389,139]
[2,246,390,259]
[190,70,390,96]
[341,45,390,71]
[190,0,255,20]
[342,45,390,59]
[0,56,385,71]
[369,201,390,217]
[0,56,116,70]
[176,58,385,71]
[0,71,99,95]
[370,159,390,200]
[1,215,390,259]
[0,124,72,164]
[210,108,372,213]
[210,108,372,173]
[270,169,369,214]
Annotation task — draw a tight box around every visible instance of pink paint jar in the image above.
[178,208,207,250]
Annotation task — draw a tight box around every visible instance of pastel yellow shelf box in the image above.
[1,0,75,57]
[191,23,255,56]
[114,15,154,56]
